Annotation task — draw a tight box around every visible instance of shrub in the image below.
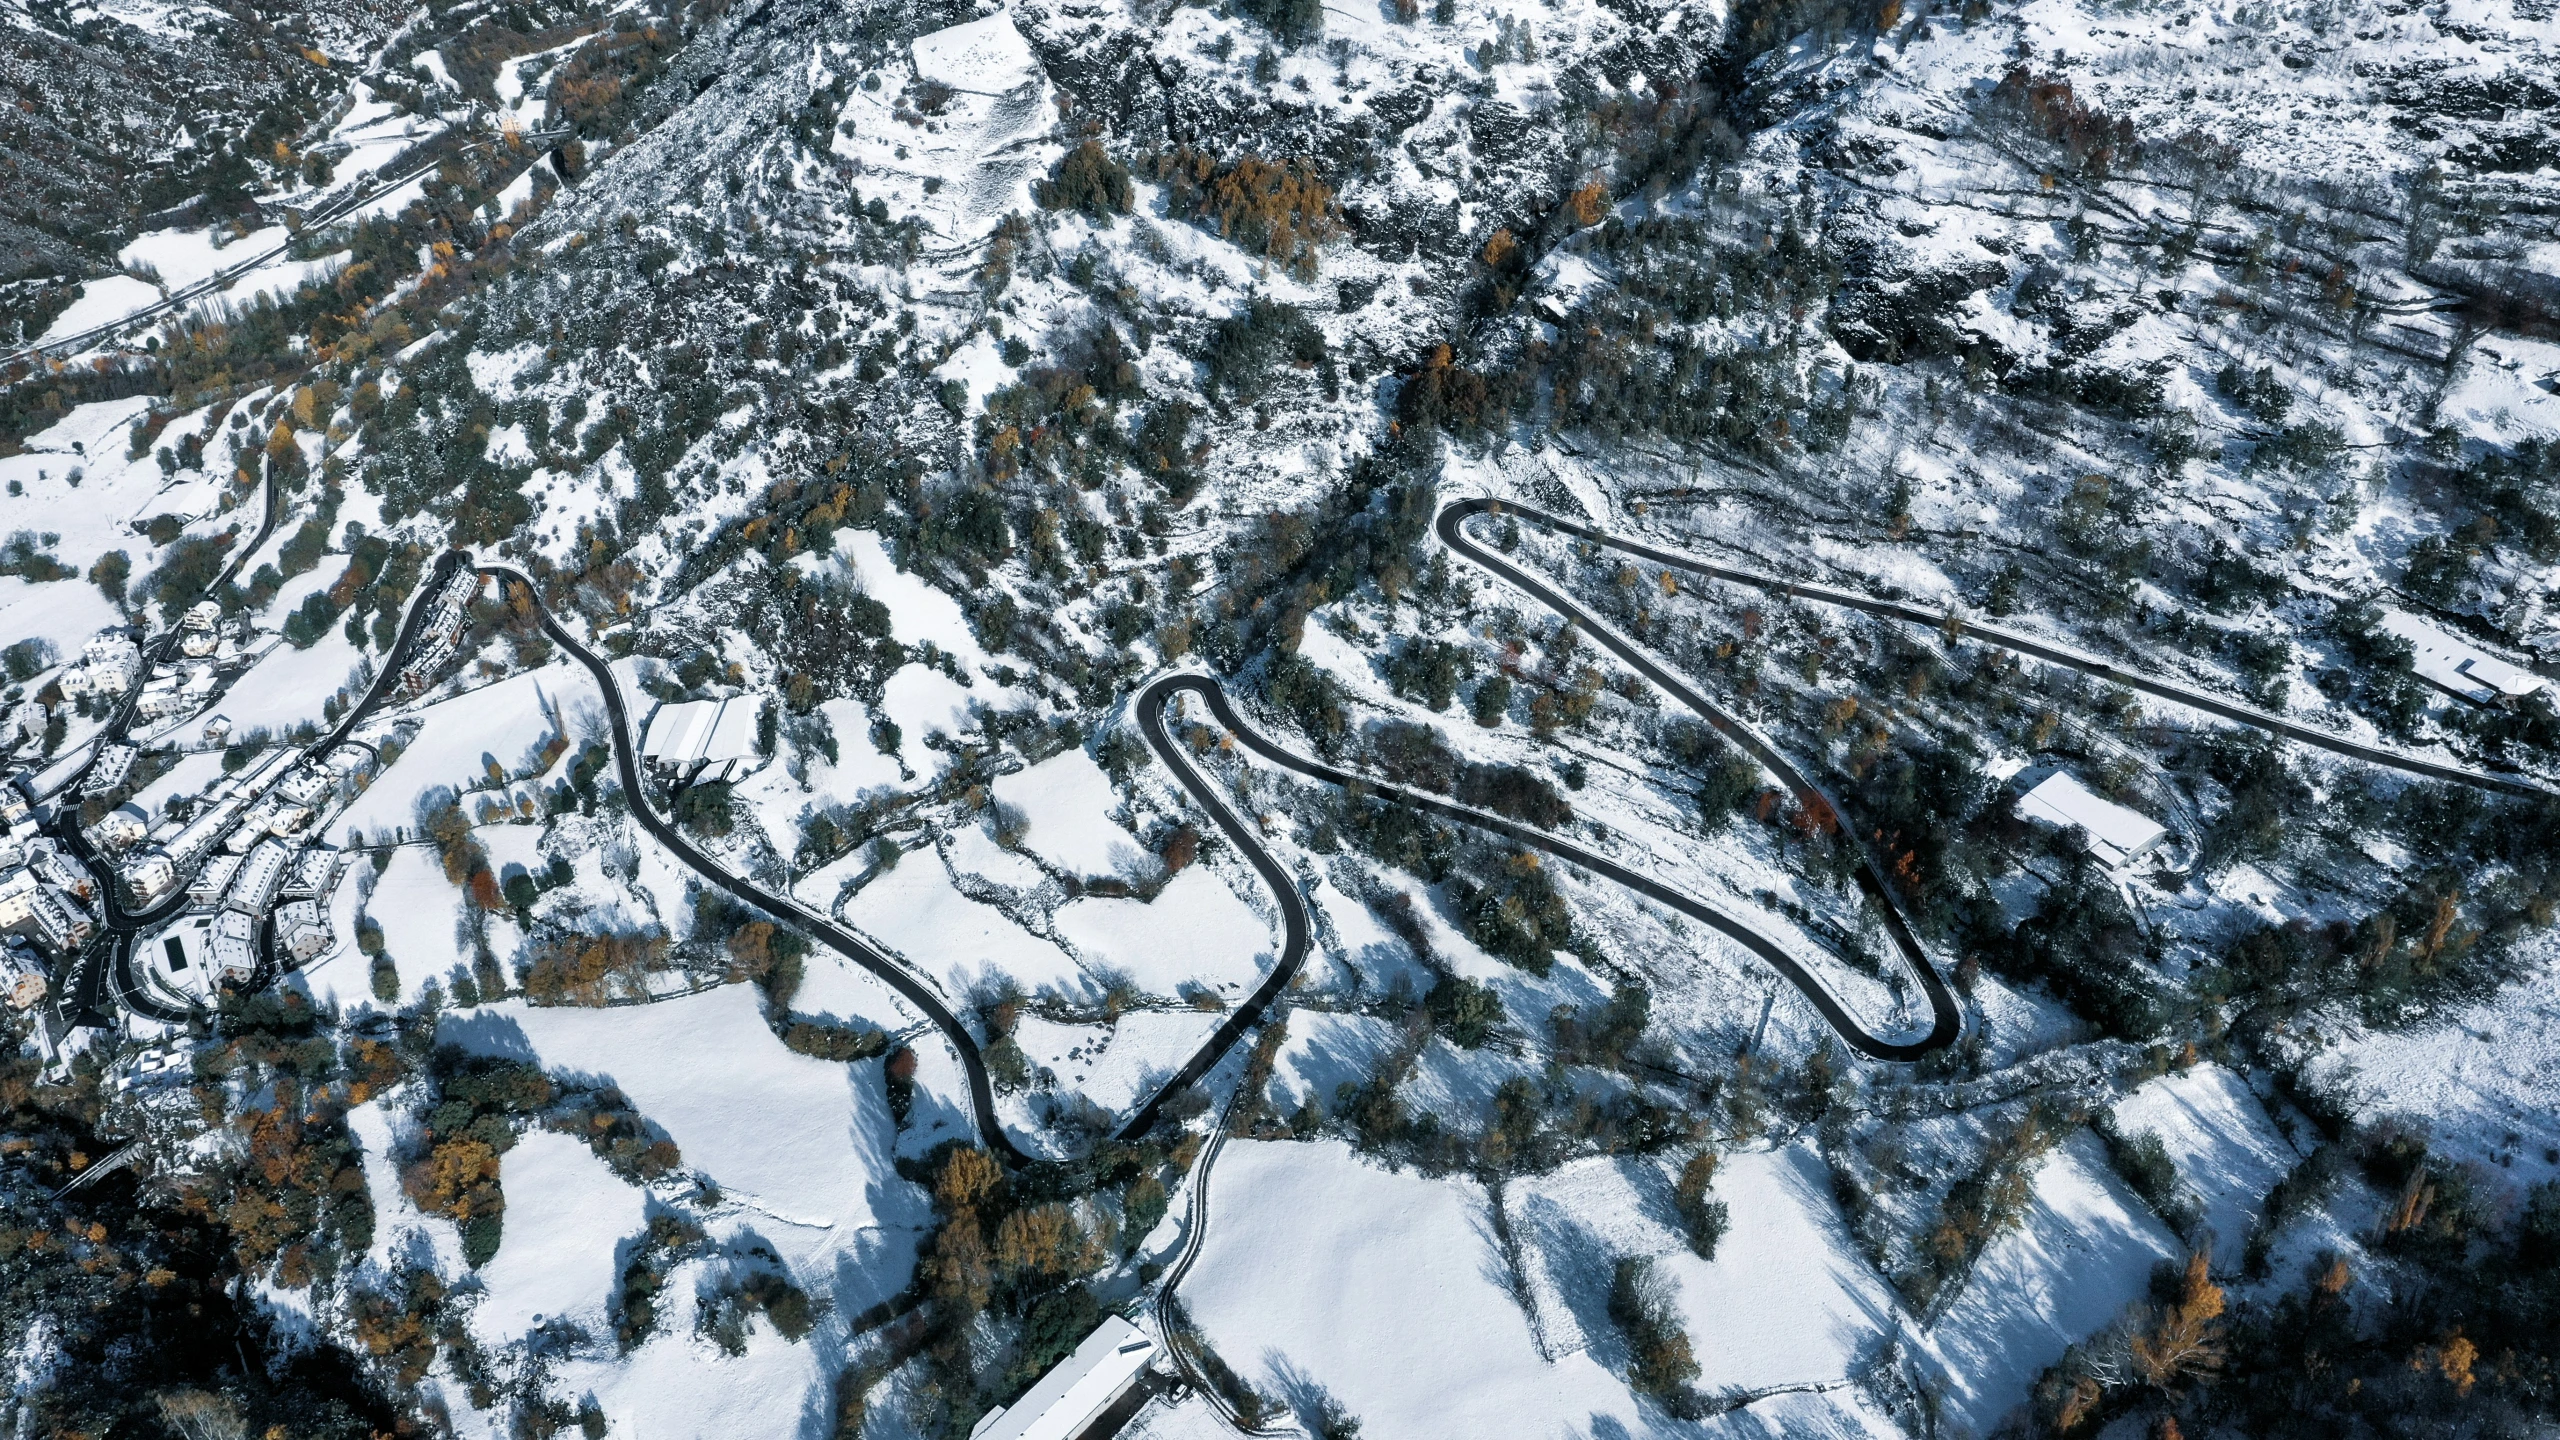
[1387,638,1472,710]
[89,549,131,606]
[1012,1285,1103,1386]
[778,1019,889,1062]
[1674,1151,1730,1260]
[1200,296,1333,403]
[1449,850,1571,975]
[1608,1257,1700,1403]
[1034,141,1133,221]
[1,638,55,682]
[1424,972,1499,1048]
[671,781,734,837]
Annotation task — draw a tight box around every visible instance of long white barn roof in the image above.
[2016,772,2168,869]
[969,1316,1155,1440]
[2377,611,2548,704]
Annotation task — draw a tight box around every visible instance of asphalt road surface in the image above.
[482,566,1033,1165]
[1449,498,2556,799]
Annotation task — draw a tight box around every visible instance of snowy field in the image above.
[1915,1133,2183,1434]
[2305,946,2560,1183]
[338,667,585,839]
[843,856,1086,998]
[1510,1145,1905,1394]
[991,747,1137,876]
[469,1129,648,1342]
[1157,1139,1906,1440]
[440,985,933,1290]
[2110,1064,2302,1268]
[1052,867,1273,999]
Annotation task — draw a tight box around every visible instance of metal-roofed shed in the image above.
[968,1316,1156,1440]
[2016,772,2169,870]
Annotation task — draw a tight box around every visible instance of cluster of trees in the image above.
[717,564,903,718]
[1151,149,1341,280]
[545,13,681,140]
[1985,67,2140,176]
[1546,983,1652,1072]
[904,1136,1181,1437]
[1898,1105,2062,1314]
[1672,1150,1730,1260]
[548,1082,684,1187]
[2032,1119,2560,1438]
[362,333,537,547]
[520,927,670,1005]
[1399,213,1845,459]
[1211,455,1437,681]
[296,526,431,653]
[2095,1111,2201,1240]
[0,530,72,583]
[405,1051,557,1265]
[0,1009,398,1438]
[974,320,1145,493]
[1448,848,1579,976]
[1608,1257,1704,1414]
[1201,297,1337,407]
[2203,864,2518,1037]
[1385,636,1475,711]
[183,991,382,1286]
[695,1262,818,1353]
[1034,141,1134,222]
[1366,719,1574,828]
[2000,850,2171,1040]
[610,1211,706,1350]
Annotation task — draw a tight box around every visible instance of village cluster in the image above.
[0,560,483,1055]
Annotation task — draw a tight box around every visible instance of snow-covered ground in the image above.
[338,667,583,840]
[1155,1138,1906,1440]
[1914,1133,2184,1434]
[440,985,934,1288]
[991,747,1137,876]
[2303,944,2560,1182]
[1510,1144,1905,1394]
[1052,867,1272,998]
[468,1129,648,1342]
[2111,1063,2302,1268]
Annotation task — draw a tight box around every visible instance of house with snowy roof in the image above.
[2376,611,2550,706]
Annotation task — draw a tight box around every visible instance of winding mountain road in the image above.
[481,566,1033,1166]
[77,497,2549,1176]
[1447,499,2556,799]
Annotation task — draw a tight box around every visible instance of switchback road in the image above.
[482,566,1032,1166]
[1448,499,2555,799]
[1123,676,1959,1092]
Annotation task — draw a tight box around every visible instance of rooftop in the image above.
[969,1315,1155,1440]
[2016,771,2170,870]
[2377,611,2549,705]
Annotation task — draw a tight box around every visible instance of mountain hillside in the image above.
[3,0,2558,1435]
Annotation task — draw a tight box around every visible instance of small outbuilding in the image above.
[968,1315,1156,1440]
[2015,771,2169,870]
